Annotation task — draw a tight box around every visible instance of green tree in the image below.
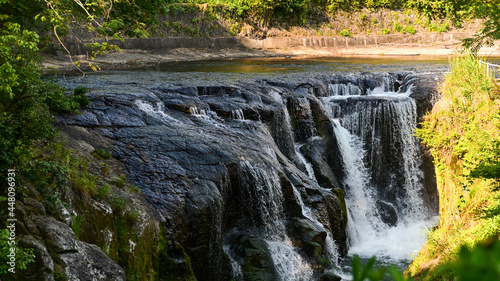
[462,0,500,53]
[0,20,84,174]
[0,23,53,173]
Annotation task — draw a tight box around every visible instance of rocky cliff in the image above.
[6,71,439,281]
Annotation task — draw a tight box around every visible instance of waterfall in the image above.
[231,109,245,120]
[190,106,208,116]
[294,144,316,180]
[329,118,381,245]
[135,100,178,123]
[266,240,313,281]
[188,106,221,122]
[290,180,340,264]
[238,161,286,236]
[328,83,362,96]
[286,98,341,266]
[133,75,436,279]
[223,244,244,280]
[236,161,313,281]
[322,88,437,264]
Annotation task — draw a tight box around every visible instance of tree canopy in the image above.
[462,0,500,53]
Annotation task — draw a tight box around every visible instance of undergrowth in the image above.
[409,54,500,279]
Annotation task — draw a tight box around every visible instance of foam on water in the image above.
[135,100,178,123]
[294,144,316,180]
[267,239,314,281]
[348,216,438,262]
[321,85,437,273]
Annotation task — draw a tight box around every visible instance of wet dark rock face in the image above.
[58,72,438,280]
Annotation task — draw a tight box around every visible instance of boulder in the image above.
[33,216,77,253]
[231,234,277,281]
[376,200,398,227]
[303,241,323,257]
[58,241,125,281]
[14,235,54,281]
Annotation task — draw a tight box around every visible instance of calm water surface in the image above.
[55,56,457,88]
[56,55,500,88]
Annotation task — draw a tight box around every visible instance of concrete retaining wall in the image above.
[64,32,473,55]
[240,32,471,49]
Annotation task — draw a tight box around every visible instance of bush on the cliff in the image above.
[0,23,81,175]
[410,54,500,279]
[0,229,35,274]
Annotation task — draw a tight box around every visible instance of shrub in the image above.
[71,214,85,239]
[101,163,110,176]
[0,229,35,274]
[74,87,88,96]
[129,185,142,194]
[74,172,98,196]
[71,87,90,108]
[339,29,351,37]
[0,23,84,178]
[96,184,113,200]
[442,238,500,280]
[71,94,90,108]
[429,22,449,33]
[125,210,141,225]
[411,54,500,278]
[111,197,127,214]
[380,28,390,34]
[393,22,404,33]
[172,21,181,31]
[405,26,416,34]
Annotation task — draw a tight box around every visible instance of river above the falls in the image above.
[53,55,454,89]
[53,56,467,280]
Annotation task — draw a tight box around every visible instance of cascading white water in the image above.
[190,106,208,116]
[332,93,426,220]
[223,244,244,280]
[189,106,222,123]
[238,161,286,236]
[393,99,427,218]
[328,83,362,96]
[135,100,178,123]
[321,87,437,266]
[233,94,342,281]
[267,239,314,281]
[329,118,382,245]
[231,109,245,120]
[238,161,313,281]
[290,178,340,264]
[294,144,317,180]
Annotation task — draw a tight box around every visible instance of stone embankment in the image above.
[43,32,500,71]
[66,32,473,54]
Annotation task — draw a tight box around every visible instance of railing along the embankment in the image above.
[480,60,500,80]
